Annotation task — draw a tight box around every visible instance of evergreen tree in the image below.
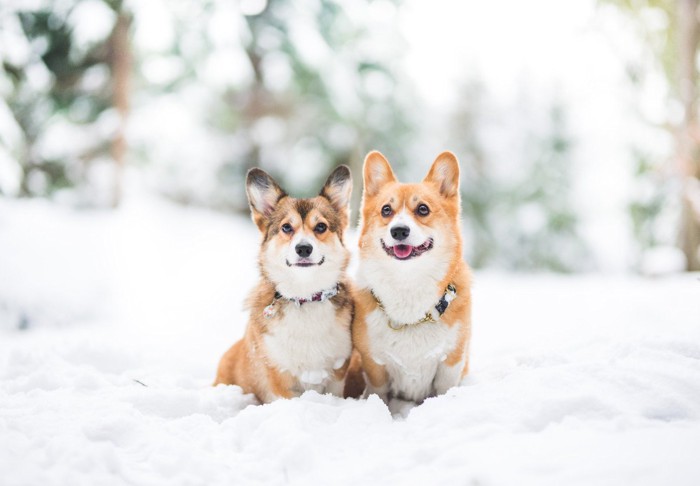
[0,0,130,206]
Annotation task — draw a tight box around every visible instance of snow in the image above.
[640,246,688,276]
[2,196,700,485]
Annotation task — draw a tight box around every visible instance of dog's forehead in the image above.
[272,196,337,225]
[292,199,314,220]
[296,197,335,220]
[378,183,433,205]
[308,197,342,230]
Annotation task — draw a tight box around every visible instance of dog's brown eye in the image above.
[281,223,293,234]
[416,204,430,216]
[381,205,393,217]
[314,222,327,234]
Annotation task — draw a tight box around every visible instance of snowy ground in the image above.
[1,196,700,485]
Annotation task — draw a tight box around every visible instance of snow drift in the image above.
[1,197,699,485]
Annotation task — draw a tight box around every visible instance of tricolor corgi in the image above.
[352,151,472,403]
[214,166,355,403]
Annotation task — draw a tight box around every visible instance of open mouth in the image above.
[286,256,325,267]
[381,238,433,260]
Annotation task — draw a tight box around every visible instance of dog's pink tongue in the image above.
[394,244,413,259]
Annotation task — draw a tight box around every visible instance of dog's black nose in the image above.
[390,225,410,241]
[295,243,313,258]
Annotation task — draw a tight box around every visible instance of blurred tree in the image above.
[503,104,587,272]
[449,81,499,268]
[600,0,700,270]
[231,0,413,216]
[130,0,413,215]
[0,0,132,206]
[450,83,586,272]
[2,0,412,214]
[628,150,670,261]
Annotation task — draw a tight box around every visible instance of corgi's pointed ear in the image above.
[320,165,352,215]
[423,151,460,198]
[246,168,286,229]
[363,151,396,197]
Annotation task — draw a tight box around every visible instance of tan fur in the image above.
[353,151,473,401]
[214,278,355,402]
[215,166,356,403]
[342,349,366,398]
[351,290,388,388]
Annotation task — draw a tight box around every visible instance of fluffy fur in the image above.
[353,151,472,403]
[214,166,357,403]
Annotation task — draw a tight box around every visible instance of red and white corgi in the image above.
[352,151,472,403]
[214,166,356,403]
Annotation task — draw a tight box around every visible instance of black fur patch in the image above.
[294,199,314,221]
[321,166,351,196]
[247,169,286,201]
[248,169,270,190]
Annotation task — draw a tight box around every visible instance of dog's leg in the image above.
[264,365,296,401]
[434,337,470,395]
[433,359,465,396]
[317,357,348,398]
[325,378,346,397]
[213,340,244,386]
[361,357,390,402]
[433,321,470,395]
[364,380,390,402]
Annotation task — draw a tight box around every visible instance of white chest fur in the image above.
[366,308,459,401]
[357,247,451,325]
[263,301,351,392]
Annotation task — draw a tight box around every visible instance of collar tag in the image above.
[263,303,277,318]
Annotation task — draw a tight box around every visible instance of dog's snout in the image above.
[390,225,410,241]
[295,243,313,258]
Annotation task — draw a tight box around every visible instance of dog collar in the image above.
[263,284,340,318]
[371,283,457,331]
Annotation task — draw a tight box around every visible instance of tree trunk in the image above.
[677,0,700,270]
[109,11,132,208]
